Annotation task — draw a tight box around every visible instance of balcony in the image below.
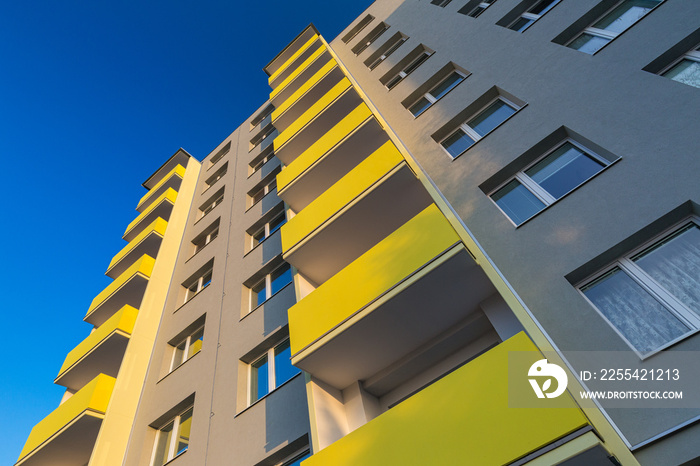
[136,164,185,213]
[274,80,365,166]
[55,305,138,391]
[123,188,177,242]
[276,105,388,212]
[302,333,589,466]
[271,59,343,133]
[106,217,167,279]
[281,141,432,285]
[142,148,190,190]
[288,204,508,387]
[269,49,334,107]
[16,374,115,466]
[267,33,320,88]
[84,255,154,327]
[264,25,319,80]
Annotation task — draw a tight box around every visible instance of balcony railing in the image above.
[106,217,167,279]
[123,188,177,242]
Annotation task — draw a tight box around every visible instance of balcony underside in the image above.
[136,164,185,213]
[284,162,432,286]
[17,414,103,466]
[106,223,165,279]
[293,245,494,389]
[278,115,388,213]
[270,50,332,106]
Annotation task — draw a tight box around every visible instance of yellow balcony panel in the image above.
[264,25,319,78]
[277,106,389,212]
[106,217,167,279]
[274,77,353,150]
[136,164,185,213]
[289,204,486,368]
[282,141,432,285]
[271,60,342,132]
[274,83,364,168]
[302,333,588,466]
[16,374,116,466]
[56,306,138,391]
[85,255,154,327]
[268,34,320,86]
[269,45,327,101]
[123,187,177,242]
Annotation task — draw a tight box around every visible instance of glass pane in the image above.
[201,270,212,289]
[209,227,219,243]
[252,189,264,204]
[582,267,690,355]
[267,179,277,192]
[175,408,192,456]
[274,340,300,386]
[510,16,534,32]
[469,6,486,17]
[468,99,516,137]
[409,97,432,117]
[663,59,700,89]
[386,74,403,89]
[530,0,559,15]
[251,355,269,402]
[187,327,204,360]
[429,72,464,100]
[525,142,605,199]
[593,0,660,34]
[153,422,174,466]
[271,264,292,295]
[492,179,545,225]
[253,228,266,245]
[568,33,610,54]
[633,224,700,316]
[269,213,287,234]
[187,282,198,300]
[442,129,475,158]
[403,53,429,75]
[252,280,267,307]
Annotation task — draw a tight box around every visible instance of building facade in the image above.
[15,0,700,465]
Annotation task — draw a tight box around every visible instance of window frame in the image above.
[385,50,434,90]
[208,143,230,170]
[566,0,664,55]
[248,338,300,405]
[353,22,389,56]
[248,178,277,208]
[488,138,614,226]
[249,262,292,312]
[508,0,562,32]
[576,218,700,359]
[169,325,205,372]
[439,96,520,158]
[367,34,408,70]
[465,1,497,18]
[184,267,213,303]
[660,45,700,87]
[408,70,466,117]
[150,406,193,466]
[203,163,227,193]
[250,210,286,250]
[192,224,219,257]
[200,192,224,219]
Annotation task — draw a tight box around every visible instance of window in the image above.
[249,339,300,404]
[459,0,498,18]
[342,14,374,44]
[251,125,278,151]
[579,221,700,357]
[183,263,213,303]
[408,71,466,117]
[490,140,611,225]
[248,178,277,208]
[249,210,286,249]
[208,142,230,169]
[431,0,452,7]
[352,22,389,56]
[204,163,227,192]
[661,45,700,88]
[191,220,219,257]
[366,33,408,70]
[250,105,274,130]
[249,263,292,310]
[199,189,224,219]
[278,449,311,466]
[440,97,519,158]
[508,0,561,32]
[567,0,663,54]
[170,326,204,371]
[385,50,433,90]
[151,406,193,465]
[249,150,275,176]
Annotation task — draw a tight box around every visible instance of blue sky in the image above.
[0,1,372,463]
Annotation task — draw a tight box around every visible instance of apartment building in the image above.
[15,0,700,465]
